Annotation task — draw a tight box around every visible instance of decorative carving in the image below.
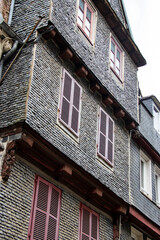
[0,29,13,59]
[1,141,16,181]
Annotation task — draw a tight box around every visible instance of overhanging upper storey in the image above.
[92,0,146,67]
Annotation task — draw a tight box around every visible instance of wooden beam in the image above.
[102,95,113,105]
[113,205,127,215]
[43,29,56,40]
[90,188,103,197]
[114,108,125,118]
[90,82,100,92]
[58,164,72,176]
[75,66,88,78]
[21,133,34,147]
[125,121,136,130]
[59,48,73,60]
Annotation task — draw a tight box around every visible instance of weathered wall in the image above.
[26,40,130,203]
[0,158,114,239]
[139,103,160,154]
[51,0,138,121]
[130,139,160,226]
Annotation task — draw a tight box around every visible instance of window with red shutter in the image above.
[28,176,61,240]
[79,204,99,240]
[97,108,114,165]
[59,69,82,136]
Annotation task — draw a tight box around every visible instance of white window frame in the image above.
[131,227,143,240]
[77,0,96,44]
[153,104,160,133]
[155,170,160,206]
[110,36,124,81]
[140,151,152,199]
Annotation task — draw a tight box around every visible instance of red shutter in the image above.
[107,118,114,163]
[98,109,107,158]
[91,213,98,240]
[71,82,81,134]
[98,108,114,164]
[60,71,72,125]
[80,204,99,240]
[29,176,61,240]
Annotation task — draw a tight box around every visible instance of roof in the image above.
[92,0,146,67]
[141,95,160,110]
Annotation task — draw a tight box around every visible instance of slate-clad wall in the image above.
[51,0,138,121]
[139,104,160,154]
[130,139,160,226]
[0,158,114,240]
[26,40,130,203]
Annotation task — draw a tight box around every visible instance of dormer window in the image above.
[153,105,160,133]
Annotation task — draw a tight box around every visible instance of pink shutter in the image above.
[32,179,49,240]
[71,82,81,134]
[60,71,72,125]
[107,118,114,163]
[91,213,98,240]
[98,109,107,158]
[30,177,61,240]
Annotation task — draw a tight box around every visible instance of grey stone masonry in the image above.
[26,39,130,203]
[1,158,116,240]
[139,103,160,154]
[130,139,160,226]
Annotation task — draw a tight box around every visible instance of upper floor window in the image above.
[97,108,114,165]
[59,69,82,137]
[79,204,99,240]
[153,104,160,133]
[28,176,61,240]
[131,226,143,240]
[110,37,123,81]
[155,171,160,206]
[140,151,152,198]
[77,0,95,43]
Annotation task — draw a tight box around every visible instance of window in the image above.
[153,104,160,133]
[97,108,114,165]
[77,0,95,42]
[28,176,61,240]
[131,227,143,240]
[110,37,123,80]
[155,172,160,205]
[59,69,82,136]
[79,204,99,240]
[140,151,152,198]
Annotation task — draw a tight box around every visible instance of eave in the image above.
[132,130,160,165]
[129,206,160,240]
[92,0,146,67]
[0,122,128,218]
[38,23,138,130]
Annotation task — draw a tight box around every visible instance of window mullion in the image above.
[44,184,52,240]
[83,2,87,30]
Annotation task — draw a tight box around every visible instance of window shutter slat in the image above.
[63,72,72,100]
[30,177,61,240]
[61,98,70,124]
[71,107,79,132]
[91,214,97,239]
[108,118,114,163]
[99,133,106,157]
[82,208,90,235]
[33,211,46,240]
[71,82,81,133]
[73,83,81,110]
[100,111,106,134]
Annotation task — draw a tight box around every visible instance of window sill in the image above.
[77,25,94,46]
[110,67,123,83]
[97,153,114,170]
[140,188,152,201]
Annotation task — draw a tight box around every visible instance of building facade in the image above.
[0,0,159,239]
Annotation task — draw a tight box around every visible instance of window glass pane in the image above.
[111,42,115,53]
[111,52,114,62]
[85,19,91,30]
[78,9,84,21]
[117,49,120,60]
[116,59,120,69]
[85,27,90,37]
[110,60,114,69]
[77,17,83,27]
[141,161,144,188]
[86,8,91,21]
[79,0,84,11]
[116,68,120,76]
